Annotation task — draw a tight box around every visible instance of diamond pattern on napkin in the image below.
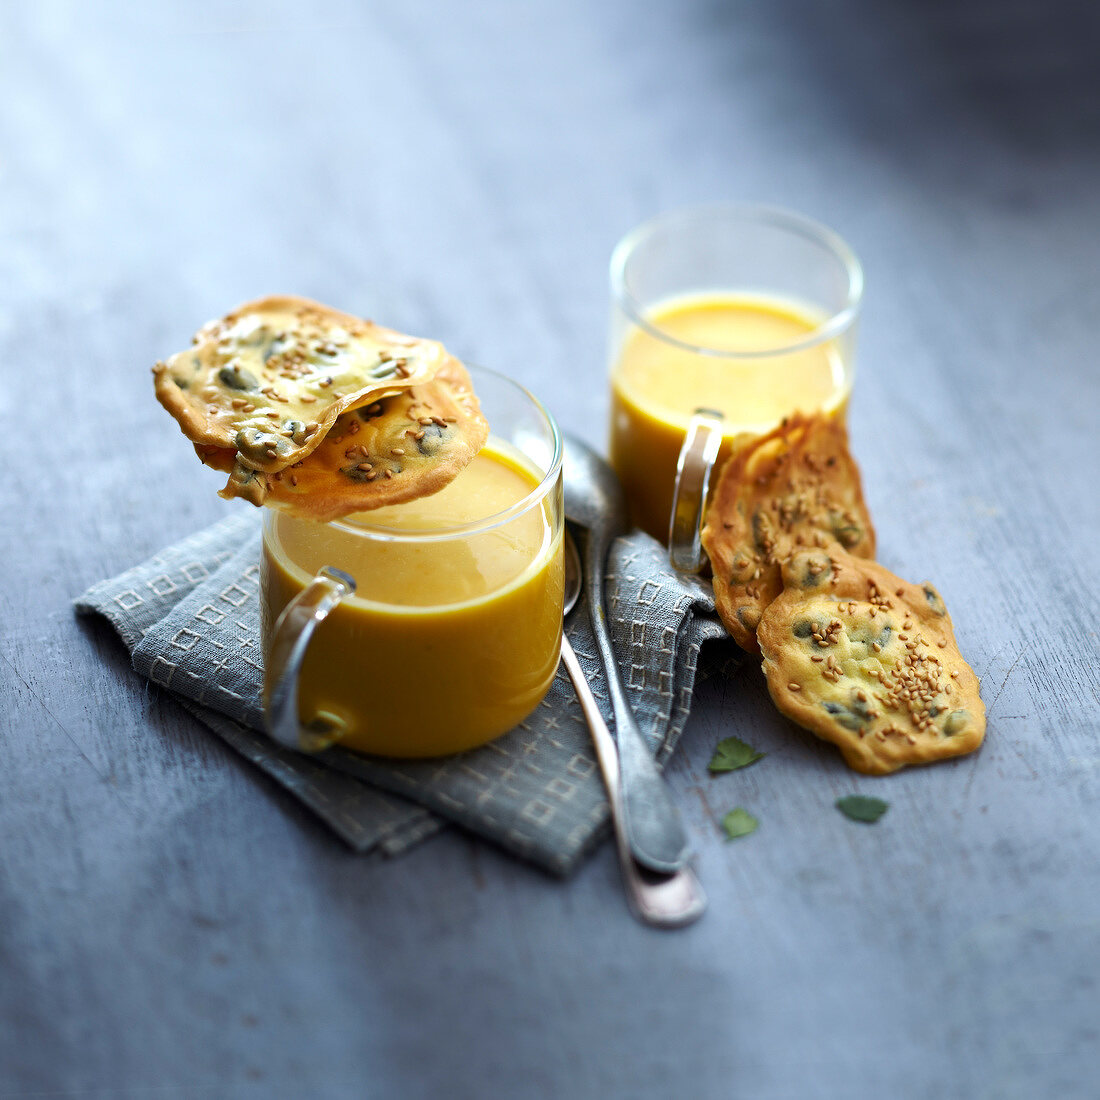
[75,512,732,876]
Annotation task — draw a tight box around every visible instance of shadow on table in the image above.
[699,0,1100,174]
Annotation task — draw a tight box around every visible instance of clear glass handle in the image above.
[264,565,356,752]
[668,408,724,573]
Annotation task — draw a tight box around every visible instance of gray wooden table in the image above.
[3,2,1098,1096]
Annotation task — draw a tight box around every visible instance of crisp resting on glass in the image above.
[154,297,564,758]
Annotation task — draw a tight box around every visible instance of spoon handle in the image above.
[584,533,693,874]
[560,636,706,927]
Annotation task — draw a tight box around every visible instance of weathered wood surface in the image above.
[2,1,1098,1096]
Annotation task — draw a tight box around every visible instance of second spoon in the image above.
[560,531,705,927]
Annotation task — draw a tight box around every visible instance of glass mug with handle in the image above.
[261,366,565,758]
[606,203,864,569]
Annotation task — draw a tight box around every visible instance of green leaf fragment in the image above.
[836,795,889,823]
[708,736,766,774]
[721,807,758,840]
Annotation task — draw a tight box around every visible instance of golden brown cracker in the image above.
[197,357,488,521]
[154,295,447,473]
[701,413,875,653]
[757,547,985,775]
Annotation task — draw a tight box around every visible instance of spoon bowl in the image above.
[563,441,628,534]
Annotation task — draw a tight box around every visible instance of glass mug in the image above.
[261,366,565,758]
[607,203,864,568]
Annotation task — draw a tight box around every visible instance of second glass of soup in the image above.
[608,203,864,544]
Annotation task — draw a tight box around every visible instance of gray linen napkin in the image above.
[75,510,731,876]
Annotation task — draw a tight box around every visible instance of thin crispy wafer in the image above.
[154,295,447,474]
[757,547,985,775]
[701,413,875,653]
[196,357,488,520]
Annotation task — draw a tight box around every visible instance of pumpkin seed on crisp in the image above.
[217,364,258,391]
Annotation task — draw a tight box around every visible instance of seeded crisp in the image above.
[194,356,488,521]
[153,295,447,473]
[757,548,985,774]
[700,413,876,654]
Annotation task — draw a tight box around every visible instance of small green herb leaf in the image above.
[836,795,889,823]
[721,807,758,840]
[708,736,766,774]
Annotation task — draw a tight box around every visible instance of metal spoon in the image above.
[562,433,692,873]
[559,531,706,927]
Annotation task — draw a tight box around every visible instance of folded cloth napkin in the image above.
[75,510,731,876]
